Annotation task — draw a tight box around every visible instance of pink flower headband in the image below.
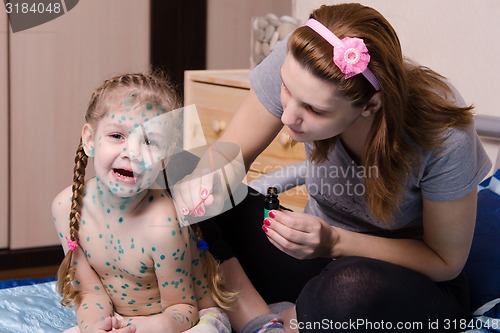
[305,18,381,91]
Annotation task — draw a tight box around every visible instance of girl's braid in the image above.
[57,139,88,307]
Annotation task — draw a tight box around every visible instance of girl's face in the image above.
[279,53,366,142]
[83,91,170,197]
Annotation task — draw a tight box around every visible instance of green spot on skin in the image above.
[160,255,165,260]
[94,286,100,291]
[118,217,123,223]
[152,247,156,252]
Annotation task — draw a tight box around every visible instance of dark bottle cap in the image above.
[267,187,278,195]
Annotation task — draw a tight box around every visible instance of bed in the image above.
[1,115,499,333]
[0,278,76,332]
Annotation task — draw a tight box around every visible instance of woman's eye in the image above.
[307,106,321,115]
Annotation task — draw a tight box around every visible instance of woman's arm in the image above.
[172,89,283,214]
[335,189,477,281]
[266,189,477,282]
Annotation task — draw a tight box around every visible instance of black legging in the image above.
[198,187,471,332]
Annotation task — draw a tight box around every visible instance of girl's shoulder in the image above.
[141,189,176,214]
[51,185,73,221]
[140,189,182,228]
[51,185,74,246]
[139,190,188,251]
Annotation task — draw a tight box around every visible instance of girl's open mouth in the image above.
[113,168,137,183]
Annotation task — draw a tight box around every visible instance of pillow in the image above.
[463,169,500,312]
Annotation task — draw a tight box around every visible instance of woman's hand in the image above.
[171,142,247,219]
[262,210,338,259]
[171,166,221,217]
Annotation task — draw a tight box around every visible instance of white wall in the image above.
[207,0,292,69]
[293,0,500,170]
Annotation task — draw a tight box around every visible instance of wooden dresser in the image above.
[184,69,308,211]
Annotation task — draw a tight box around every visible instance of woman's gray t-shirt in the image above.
[250,39,492,239]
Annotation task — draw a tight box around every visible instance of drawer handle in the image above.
[279,132,292,147]
[211,120,227,134]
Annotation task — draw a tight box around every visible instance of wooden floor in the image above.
[0,265,59,281]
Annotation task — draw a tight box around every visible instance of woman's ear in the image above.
[361,92,382,118]
[81,123,95,157]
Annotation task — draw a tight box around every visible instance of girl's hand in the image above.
[113,312,192,333]
[87,316,136,332]
[263,210,338,259]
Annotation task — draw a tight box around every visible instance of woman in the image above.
[173,3,491,332]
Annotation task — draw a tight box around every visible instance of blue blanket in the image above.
[0,281,76,332]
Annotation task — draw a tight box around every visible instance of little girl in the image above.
[53,73,235,332]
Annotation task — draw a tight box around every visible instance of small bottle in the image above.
[264,186,280,218]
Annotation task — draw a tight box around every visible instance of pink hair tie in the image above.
[305,18,381,91]
[66,237,79,251]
